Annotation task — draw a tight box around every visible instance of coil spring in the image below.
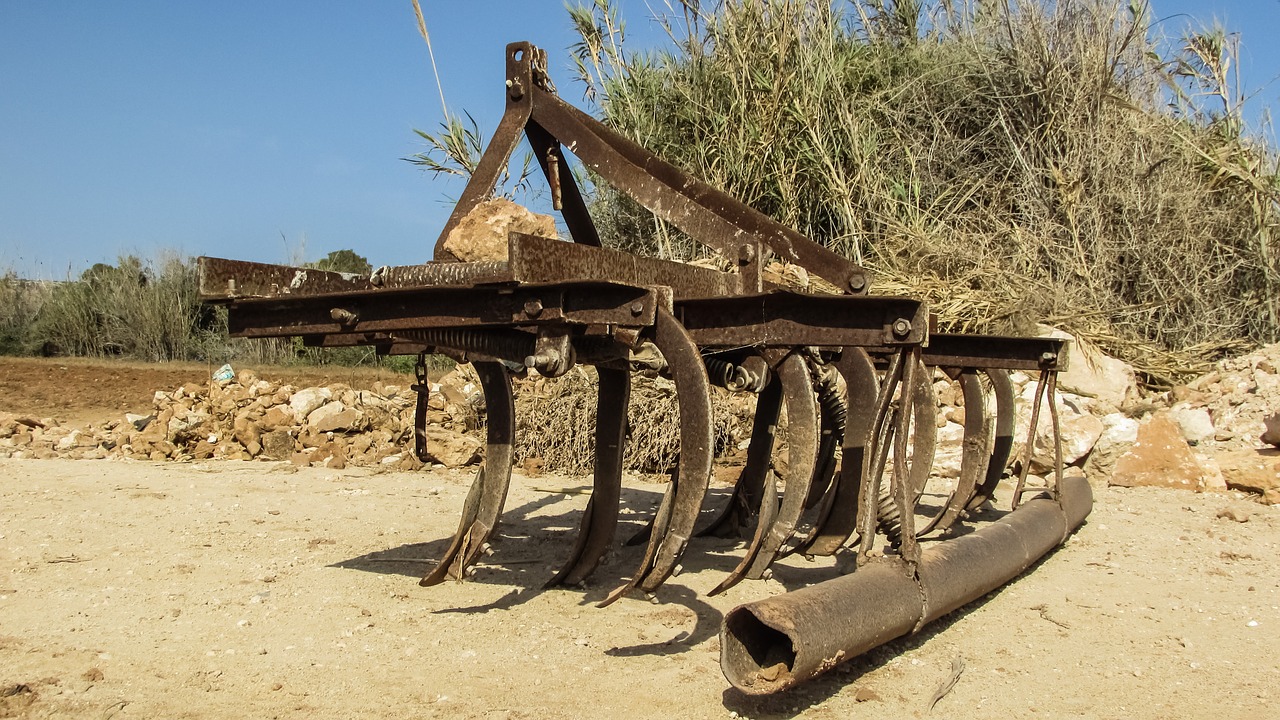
[876,487,904,548]
[399,328,535,363]
[813,365,847,438]
[705,358,740,390]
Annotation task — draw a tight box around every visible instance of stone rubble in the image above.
[1,333,1276,505]
[0,366,485,471]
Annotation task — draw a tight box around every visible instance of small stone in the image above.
[854,687,882,702]
[1262,413,1280,447]
[1216,506,1250,523]
[289,388,332,419]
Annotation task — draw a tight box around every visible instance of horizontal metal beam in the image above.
[223,282,661,338]
[508,232,743,301]
[676,292,927,348]
[198,257,372,300]
[924,333,1070,371]
[864,333,1070,371]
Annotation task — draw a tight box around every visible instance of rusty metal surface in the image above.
[918,370,992,537]
[198,39,1091,696]
[222,282,659,338]
[432,42,537,261]
[711,353,818,595]
[198,257,372,300]
[371,261,514,289]
[602,307,713,605]
[922,333,1070,371]
[793,347,878,557]
[547,367,629,587]
[508,232,743,300]
[697,359,782,540]
[420,362,516,585]
[678,292,927,348]
[526,83,867,295]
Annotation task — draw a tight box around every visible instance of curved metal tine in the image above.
[918,370,993,538]
[1047,371,1063,501]
[696,377,783,539]
[709,353,818,593]
[906,357,937,503]
[708,471,779,595]
[889,347,922,564]
[1012,368,1050,510]
[792,348,878,557]
[742,353,819,580]
[547,367,630,588]
[856,351,905,563]
[968,369,1015,511]
[802,363,845,512]
[601,308,712,605]
[420,362,516,586]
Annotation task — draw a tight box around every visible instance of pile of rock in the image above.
[1,333,1276,505]
[0,367,487,470]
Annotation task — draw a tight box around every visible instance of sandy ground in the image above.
[2,358,1279,719]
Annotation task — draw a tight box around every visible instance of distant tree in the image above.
[310,249,372,275]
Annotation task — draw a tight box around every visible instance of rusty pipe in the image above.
[720,474,1092,694]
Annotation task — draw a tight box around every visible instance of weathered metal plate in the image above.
[676,292,927,348]
[508,232,742,301]
[222,282,660,338]
[198,257,372,300]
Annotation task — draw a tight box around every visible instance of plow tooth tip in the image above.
[628,309,713,595]
[549,366,628,588]
[420,362,515,588]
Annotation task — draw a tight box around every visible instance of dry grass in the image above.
[569,0,1280,383]
[513,367,748,476]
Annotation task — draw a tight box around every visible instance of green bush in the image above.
[0,272,50,355]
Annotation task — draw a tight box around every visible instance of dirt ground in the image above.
[1,357,1278,719]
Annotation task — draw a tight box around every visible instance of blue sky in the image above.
[1,1,1277,279]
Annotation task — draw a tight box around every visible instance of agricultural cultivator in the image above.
[199,43,1091,693]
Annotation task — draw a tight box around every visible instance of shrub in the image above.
[568,0,1280,382]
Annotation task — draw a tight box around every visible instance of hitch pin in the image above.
[547,147,562,211]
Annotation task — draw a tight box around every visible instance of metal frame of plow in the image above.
[197,39,1091,695]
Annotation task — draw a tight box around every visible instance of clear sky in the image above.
[1,1,1277,279]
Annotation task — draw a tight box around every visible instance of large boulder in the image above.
[307,401,364,433]
[1110,412,1207,491]
[438,198,558,262]
[1084,413,1140,478]
[1038,326,1138,410]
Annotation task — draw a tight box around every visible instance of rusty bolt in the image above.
[330,307,359,325]
[892,318,912,338]
[1040,351,1058,367]
[506,78,524,100]
[629,301,645,317]
[847,273,867,293]
[523,298,543,318]
[738,243,757,265]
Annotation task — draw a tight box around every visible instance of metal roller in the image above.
[720,475,1093,694]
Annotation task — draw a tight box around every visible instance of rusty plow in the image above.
[198,42,1091,694]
